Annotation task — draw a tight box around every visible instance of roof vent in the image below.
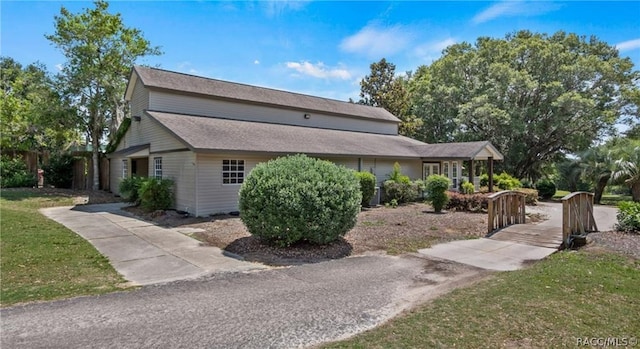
[303,113,311,119]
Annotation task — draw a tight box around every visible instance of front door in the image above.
[423,163,440,179]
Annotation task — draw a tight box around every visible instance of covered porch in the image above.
[417,141,504,192]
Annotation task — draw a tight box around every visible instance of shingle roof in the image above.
[414,141,504,160]
[145,111,503,160]
[132,66,400,123]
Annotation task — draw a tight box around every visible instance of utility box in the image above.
[369,186,381,207]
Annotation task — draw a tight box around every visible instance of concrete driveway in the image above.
[41,203,266,285]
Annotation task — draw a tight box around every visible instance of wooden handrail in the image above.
[561,192,598,247]
[487,190,526,235]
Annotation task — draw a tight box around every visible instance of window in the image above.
[452,161,458,189]
[443,162,449,179]
[122,159,128,178]
[222,159,244,184]
[154,157,163,179]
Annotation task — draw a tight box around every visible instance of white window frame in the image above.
[154,157,163,179]
[122,159,128,179]
[452,161,459,189]
[443,161,450,179]
[222,159,245,185]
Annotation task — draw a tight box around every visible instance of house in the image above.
[109,66,503,216]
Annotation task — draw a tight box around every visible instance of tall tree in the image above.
[46,0,161,190]
[0,57,78,153]
[359,58,422,137]
[410,31,639,179]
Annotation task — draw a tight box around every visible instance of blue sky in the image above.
[2,1,640,102]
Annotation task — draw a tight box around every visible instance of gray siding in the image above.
[116,112,186,153]
[148,90,398,135]
[151,151,196,213]
[362,159,422,186]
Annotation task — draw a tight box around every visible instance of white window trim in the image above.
[222,159,245,185]
[452,161,459,189]
[122,159,128,179]
[154,157,163,179]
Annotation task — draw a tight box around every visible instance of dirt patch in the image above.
[586,231,640,259]
[124,203,488,266]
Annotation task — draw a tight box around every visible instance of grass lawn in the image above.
[324,250,640,348]
[1,190,125,306]
[553,190,632,206]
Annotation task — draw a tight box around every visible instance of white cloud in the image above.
[414,38,456,56]
[616,38,640,52]
[262,0,309,18]
[55,64,63,71]
[340,24,412,58]
[472,1,561,24]
[285,61,351,80]
[254,60,260,65]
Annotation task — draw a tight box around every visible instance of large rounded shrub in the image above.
[239,154,361,247]
[355,171,376,207]
[425,175,451,213]
[536,179,557,200]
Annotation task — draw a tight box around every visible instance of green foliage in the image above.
[520,178,534,189]
[355,171,377,207]
[445,192,488,212]
[46,0,161,189]
[536,179,557,199]
[119,176,145,204]
[239,154,361,247]
[383,162,424,203]
[388,162,410,184]
[43,154,74,188]
[359,58,422,137]
[385,199,399,209]
[479,172,522,190]
[425,175,451,213]
[612,146,640,202]
[138,178,174,211]
[105,117,131,154]
[615,201,640,233]
[461,181,475,194]
[409,30,637,179]
[0,155,36,188]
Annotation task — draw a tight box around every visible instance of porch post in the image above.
[468,159,474,186]
[488,156,494,193]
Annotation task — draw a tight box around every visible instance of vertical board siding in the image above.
[151,151,196,213]
[148,91,397,135]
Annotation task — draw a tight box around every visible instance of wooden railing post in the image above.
[487,190,528,235]
[561,192,599,247]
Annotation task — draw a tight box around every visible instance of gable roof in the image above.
[145,111,503,160]
[414,141,504,160]
[127,66,400,123]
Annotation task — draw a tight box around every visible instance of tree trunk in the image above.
[593,175,610,204]
[91,127,100,191]
[632,182,640,202]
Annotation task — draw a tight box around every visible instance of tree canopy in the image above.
[372,31,639,180]
[46,0,161,189]
[0,57,78,152]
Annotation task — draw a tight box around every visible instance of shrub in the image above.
[119,176,145,204]
[138,178,174,211]
[446,192,489,212]
[479,172,522,190]
[520,178,534,189]
[355,171,377,207]
[0,155,36,188]
[536,179,557,200]
[388,162,410,184]
[615,201,640,233]
[517,188,539,205]
[43,154,74,188]
[461,181,475,194]
[479,186,501,193]
[425,175,451,213]
[239,154,361,247]
[383,180,423,203]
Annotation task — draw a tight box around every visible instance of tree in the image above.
[578,146,614,204]
[0,57,78,153]
[359,58,422,137]
[612,146,640,202]
[46,0,161,189]
[410,31,639,179]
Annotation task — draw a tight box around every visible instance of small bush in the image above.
[615,201,640,233]
[239,154,361,247]
[0,155,36,188]
[520,178,534,189]
[355,171,377,207]
[479,172,522,190]
[139,178,174,211]
[425,175,451,213]
[517,188,539,205]
[43,154,74,188]
[461,181,475,194]
[119,176,145,204]
[479,186,501,193]
[446,192,489,212]
[536,179,557,200]
[383,180,423,203]
[388,162,410,184]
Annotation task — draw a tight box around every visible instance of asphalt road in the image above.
[1,254,486,349]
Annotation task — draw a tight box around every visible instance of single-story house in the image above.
[109,66,503,216]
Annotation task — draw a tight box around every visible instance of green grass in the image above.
[553,190,571,199]
[1,190,125,306]
[324,250,640,348]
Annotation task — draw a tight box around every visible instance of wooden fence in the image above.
[71,153,110,191]
[561,192,598,247]
[487,190,527,235]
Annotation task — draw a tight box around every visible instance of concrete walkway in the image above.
[41,203,266,285]
[418,202,620,271]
